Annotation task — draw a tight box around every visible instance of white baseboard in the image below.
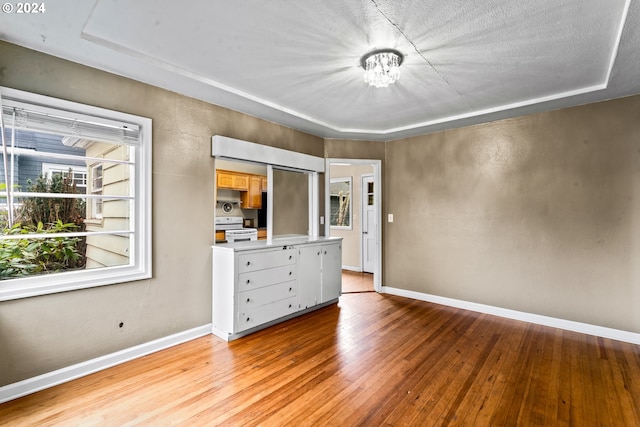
[381,286,640,345]
[0,324,212,404]
[341,265,362,272]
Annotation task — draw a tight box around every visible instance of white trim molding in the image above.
[0,325,212,404]
[381,286,640,345]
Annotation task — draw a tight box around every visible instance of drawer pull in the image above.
[246,279,250,284]
[289,287,292,292]
[289,255,292,260]
[324,251,327,255]
[288,304,292,308]
[317,251,320,255]
[246,317,250,322]
[289,271,292,276]
[246,261,251,266]
[246,298,250,303]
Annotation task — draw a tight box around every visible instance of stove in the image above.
[215,216,257,243]
[215,216,244,231]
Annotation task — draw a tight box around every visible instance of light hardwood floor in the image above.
[1,292,639,426]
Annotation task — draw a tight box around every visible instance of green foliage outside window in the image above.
[1,170,86,279]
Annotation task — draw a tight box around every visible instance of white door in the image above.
[361,174,376,273]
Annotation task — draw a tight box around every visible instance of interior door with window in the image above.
[361,174,376,273]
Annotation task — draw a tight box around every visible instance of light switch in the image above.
[388,214,394,223]
[320,216,325,225]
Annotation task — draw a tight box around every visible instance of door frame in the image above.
[325,159,382,292]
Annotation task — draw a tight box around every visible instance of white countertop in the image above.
[211,235,342,252]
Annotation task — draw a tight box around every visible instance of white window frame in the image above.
[42,163,88,190]
[89,163,103,220]
[329,176,352,230]
[0,87,152,301]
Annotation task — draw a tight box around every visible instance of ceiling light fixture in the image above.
[360,48,404,88]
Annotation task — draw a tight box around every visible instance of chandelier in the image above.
[360,48,404,88]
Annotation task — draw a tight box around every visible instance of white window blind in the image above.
[1,101,139,145]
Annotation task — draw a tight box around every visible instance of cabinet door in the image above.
[216,171,235,189]
[321,242,342,303]
[217,170,248,190]
[241,175,262,208]
[297,245,321,309]
[232,174,248,190]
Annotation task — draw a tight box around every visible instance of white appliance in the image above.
[215,216,257,243]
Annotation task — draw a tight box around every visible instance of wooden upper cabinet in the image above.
[217,170,248,191]
[242,175,263,209]
[217,170,266,209]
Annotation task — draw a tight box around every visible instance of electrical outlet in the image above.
[388,214,394,223]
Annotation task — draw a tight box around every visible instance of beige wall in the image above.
[385,95,640,332]
[272,169,309,236]
[0,41,323,386]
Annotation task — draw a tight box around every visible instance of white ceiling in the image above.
[1,0,639,141]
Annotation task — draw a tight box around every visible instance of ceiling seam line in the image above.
[369,0,469,105]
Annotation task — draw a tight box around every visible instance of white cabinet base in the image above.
[212,298,338,342]
[212,237,342,342]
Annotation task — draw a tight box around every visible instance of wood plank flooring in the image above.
[1,292,640,426]
[341,271,374,293]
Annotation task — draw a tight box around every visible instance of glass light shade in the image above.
[361,49,404,88]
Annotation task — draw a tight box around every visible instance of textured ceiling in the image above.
[1,0,639,141]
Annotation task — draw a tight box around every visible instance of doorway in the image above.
[325,159,382,293]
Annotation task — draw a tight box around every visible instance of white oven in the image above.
[225,228,258,243]
[215,216,257,243]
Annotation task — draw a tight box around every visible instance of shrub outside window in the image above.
[329,177,352,229]
[0,87,152,301]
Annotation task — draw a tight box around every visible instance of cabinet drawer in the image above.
[237,296,298,332]
[238,248,296,273]
[239,265,296,292]
[238,280,297,311]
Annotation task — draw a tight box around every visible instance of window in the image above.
[329,177,352,229]
[42,163,88,190]
[0,87,152,301]
[90,164,103,219]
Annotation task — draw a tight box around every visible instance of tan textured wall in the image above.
[0,41,323,386]
[385,95,640,332]
[272,169,309,236]
[324,138,385,161]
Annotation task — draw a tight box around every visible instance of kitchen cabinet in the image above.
[217,170,248,190]
[261,176,268,192]
[211,237,342,341]
[297,245,322,309]
[257,229,267,240]
[320,242,342,303]
[241,175,263,209]
[298,241,342,308]
[237,247,298,332]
